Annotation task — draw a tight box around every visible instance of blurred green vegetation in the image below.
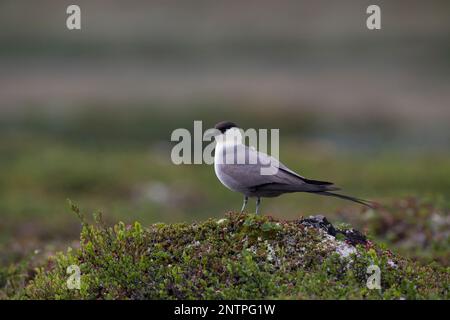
[0,106,450,252]
[1,0,449,300]
[0,105,449,273]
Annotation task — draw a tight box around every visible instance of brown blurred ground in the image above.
[0,0,449,130]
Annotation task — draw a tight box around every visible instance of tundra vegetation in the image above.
[4,202,448,299]
[1,0,450,300]
[0,107,449,299]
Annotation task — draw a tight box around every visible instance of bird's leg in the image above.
[255,197,261,215]
[240,196,248,213]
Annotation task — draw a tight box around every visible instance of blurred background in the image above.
[0,0,449,280]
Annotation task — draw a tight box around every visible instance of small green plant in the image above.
[22,204,449,300]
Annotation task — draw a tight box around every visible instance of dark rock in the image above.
[339,229,367,246]
[299,215,337,236]
[299,215,367,246]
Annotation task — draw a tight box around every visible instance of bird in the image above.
[211,121,372,214]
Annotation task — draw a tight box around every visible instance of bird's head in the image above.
[205,121,242,145]
[214,121,237,134]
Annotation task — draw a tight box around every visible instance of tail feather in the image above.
[314,191,374,208]
[301,177,334,186]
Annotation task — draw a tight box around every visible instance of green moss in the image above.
[23,207,449,300]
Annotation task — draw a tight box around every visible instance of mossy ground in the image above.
[17,204,449,300]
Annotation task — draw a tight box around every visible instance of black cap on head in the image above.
[214,121,237,133]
